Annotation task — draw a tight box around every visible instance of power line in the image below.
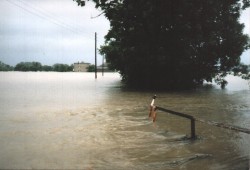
[17,0,89,36]
[5,0,93,38]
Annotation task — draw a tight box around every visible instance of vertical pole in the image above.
[95,32,97,79]
[191,118,196,139]
[102,55,104,76]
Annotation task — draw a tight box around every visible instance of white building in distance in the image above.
[73,62,90,72]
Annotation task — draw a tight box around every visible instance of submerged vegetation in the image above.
[75,0,250,89]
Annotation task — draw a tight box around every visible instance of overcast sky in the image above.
[0,0,249,66]
[0,0,109,66]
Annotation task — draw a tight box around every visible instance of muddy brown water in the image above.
[0,72,249,169]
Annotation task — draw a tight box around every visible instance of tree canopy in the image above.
[75,0,250,89]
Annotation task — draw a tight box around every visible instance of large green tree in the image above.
[75,0,250,89]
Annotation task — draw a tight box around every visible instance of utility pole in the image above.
[102,55,104,76]
[95,32,97,79]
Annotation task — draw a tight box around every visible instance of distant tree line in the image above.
[0,61,14,71]
[0,61,74,72]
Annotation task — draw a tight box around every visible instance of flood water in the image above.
[0,72,249,169]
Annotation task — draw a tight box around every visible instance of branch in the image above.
[91,11,105,19]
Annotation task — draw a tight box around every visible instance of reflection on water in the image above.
[0,72,249,169]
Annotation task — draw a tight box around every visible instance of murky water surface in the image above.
[0,72,249,169]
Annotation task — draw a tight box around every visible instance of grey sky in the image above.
[0,0,249,66]
[0,0,109,66]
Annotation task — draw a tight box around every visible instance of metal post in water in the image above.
[151,95,197,139]
[149,95,157,120]
[191,118,196,140]
[152,96,250,140]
